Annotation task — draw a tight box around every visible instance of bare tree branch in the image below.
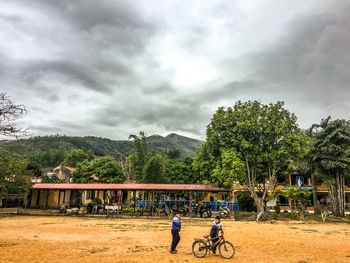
[0,92,27,137]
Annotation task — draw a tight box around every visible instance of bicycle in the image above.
[192,230,235,259]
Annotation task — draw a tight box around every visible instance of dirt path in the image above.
[0,216,349,263]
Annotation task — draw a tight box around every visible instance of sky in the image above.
[1,0,350,140]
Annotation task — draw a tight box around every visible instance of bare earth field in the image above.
[0,215,349,263]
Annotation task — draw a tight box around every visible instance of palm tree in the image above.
[312,117,350,217]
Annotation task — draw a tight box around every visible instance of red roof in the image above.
[32,183,231,192]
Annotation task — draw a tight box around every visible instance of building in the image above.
[27,183,235,216]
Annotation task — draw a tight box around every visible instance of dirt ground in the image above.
[0,215,349,263]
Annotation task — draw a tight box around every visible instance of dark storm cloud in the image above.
[2,0,350,140]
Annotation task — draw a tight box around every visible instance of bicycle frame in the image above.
[195,233,225,251]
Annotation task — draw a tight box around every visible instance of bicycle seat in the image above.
[203,235,210,238]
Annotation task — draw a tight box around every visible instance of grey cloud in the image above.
[2,1,350,140]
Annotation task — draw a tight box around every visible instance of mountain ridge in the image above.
[0,133,204,161]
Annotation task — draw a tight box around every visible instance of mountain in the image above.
[0,133,204,161]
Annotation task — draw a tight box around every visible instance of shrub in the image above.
[241,211,255,217]
[270,211,279,220]
[236,193,256,212]
[91,197,102,205]
[122,208,135,213]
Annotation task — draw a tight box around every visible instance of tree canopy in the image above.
[62,149,95,167]
[194,100,308,220]
[72,156,125,183]
[0,150,32,199]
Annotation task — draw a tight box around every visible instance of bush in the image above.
[270,211,279,220]
[290,213,300,220]
[236,193,256,212]
[241,211,255,217]
[122,208,135,213]
[91,197,102,205]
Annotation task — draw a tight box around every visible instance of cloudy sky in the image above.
[1,0,350,140]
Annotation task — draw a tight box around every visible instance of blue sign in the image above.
[296,176,304,187]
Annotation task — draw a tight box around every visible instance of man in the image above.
[170,213,181,253]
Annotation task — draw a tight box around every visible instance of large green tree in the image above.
[194,101,307,221]
[312,117,350,217]
[72,156,125,183]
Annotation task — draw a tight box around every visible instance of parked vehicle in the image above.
[199,205,212,218]
[192,229,235,259]
[218,205,230,219]
[59,203,69,214]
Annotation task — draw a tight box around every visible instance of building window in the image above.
[86,190,95,200]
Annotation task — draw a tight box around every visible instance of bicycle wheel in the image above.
[192,240,208,258]
[219,241,235,259]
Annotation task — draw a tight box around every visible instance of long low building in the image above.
[28,183,233,210]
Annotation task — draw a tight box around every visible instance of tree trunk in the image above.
[252,193,265,222]
[334,170,345,217]
[311,171,319,215]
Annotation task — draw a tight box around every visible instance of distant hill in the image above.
[0,133,203,161]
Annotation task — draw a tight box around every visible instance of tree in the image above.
[26,158,43,177]
[0,93,27,137]
[129,131,149,182]
[312,117,350,217]
[72,156,125,183]
[143,154,166,183]
[194,101,307,221]
[163,149,182,160]
[62,149,95,167]
[0,150,32,208]
[166,158,202,184]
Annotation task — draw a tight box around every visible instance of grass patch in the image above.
[302,229,318,232]
[0,243,18,247]
[89,247,109,254]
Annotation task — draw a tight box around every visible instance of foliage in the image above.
[312,117,350,217]
[143,153,166,183]
[72,156,125,183]
[194,100,308,221]
[163,149,182,159]
[211,149,246,187]
[236,193,256,212]
[122,207,135,213]
[26,158,42,177]
[91,197,102,205]
[129,132,149,182]
[269,186,310,220]
[270,211,279,220]
[1,134,203,169]
[36,146,66,168]
[0,150,32,197]
[62,149,95,167]
[165,157,202,184]
[41,174,63,183]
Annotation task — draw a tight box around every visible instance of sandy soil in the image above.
[0,215,349,263]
